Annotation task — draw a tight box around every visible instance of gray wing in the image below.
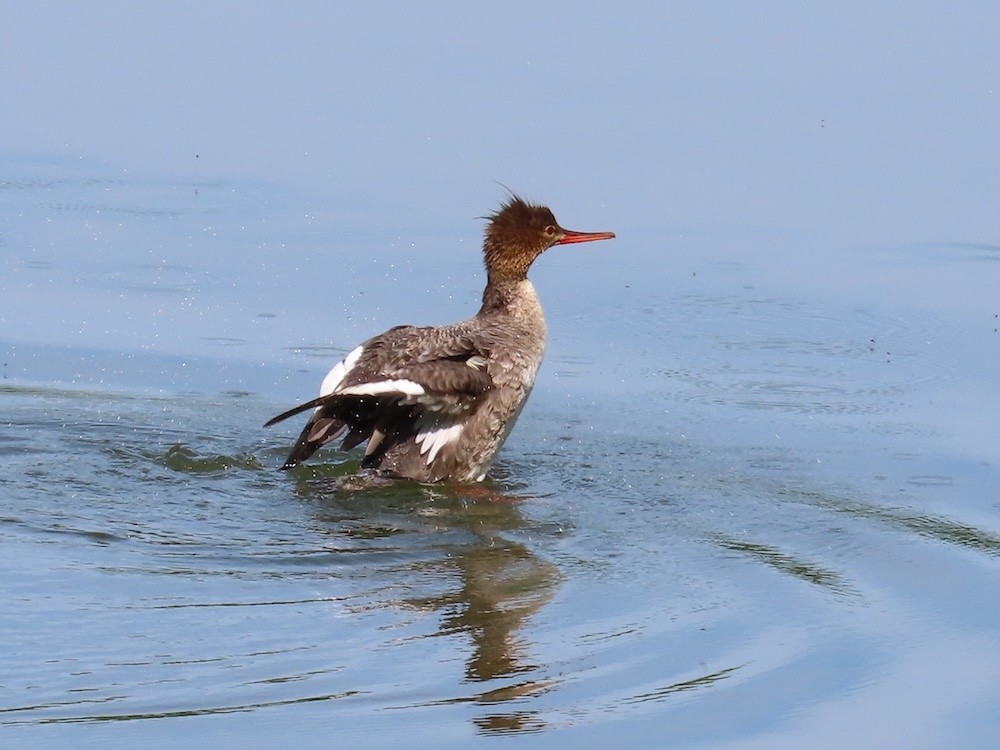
[265,324,493,470]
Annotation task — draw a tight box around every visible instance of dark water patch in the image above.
[881,242,1000,266]
[284,344,349,355]
[780,487,1000,558]
[161,444,264,474]
[408,678,556,735]
[1,690,364,726]
[8,520,125,546]
[577,623,645,644]
[708,534,852,594]
[144,596,355,610]
[473,709,547,734]
[201,336,248,347]
[0,158,296,219]
[906,473,954,487]
[220,389,255,398]
[619,663,744,705]
[101,265,224,294]
[0,381,166,403]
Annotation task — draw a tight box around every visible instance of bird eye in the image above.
[543,225,557,236]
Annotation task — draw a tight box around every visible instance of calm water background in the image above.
[2,3,999,748]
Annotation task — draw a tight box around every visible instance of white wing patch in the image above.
[319,345,364,396]
[339,379,425,397]
[415,422,463,464]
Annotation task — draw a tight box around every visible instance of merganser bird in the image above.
[264,196,615,482]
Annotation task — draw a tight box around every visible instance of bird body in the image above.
[265,196,614,482]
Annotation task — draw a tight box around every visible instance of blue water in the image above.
[3,4,1000,748]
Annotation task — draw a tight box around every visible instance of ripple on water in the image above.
[707,533,854,595]
[101,264,224,294]
[0,158,295,218]
[558,292,967,419]
[2,395,566,730]
[4,215,1000,742]
[161,444,264,474]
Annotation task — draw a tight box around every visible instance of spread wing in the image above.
[264,325,492,470]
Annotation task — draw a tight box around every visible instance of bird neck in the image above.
[480,273,530,313]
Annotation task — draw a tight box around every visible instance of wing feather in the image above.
[265,324,493,469]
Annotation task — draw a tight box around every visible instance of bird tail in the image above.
[278,414,348,470]
[263,396,327,428]
[265,396,348,470]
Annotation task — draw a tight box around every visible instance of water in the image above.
[3,161,999,749]
[3,4,1000,748]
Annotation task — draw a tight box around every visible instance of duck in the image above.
[264,195,615,482]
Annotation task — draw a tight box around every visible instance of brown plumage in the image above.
[264,195,615,482]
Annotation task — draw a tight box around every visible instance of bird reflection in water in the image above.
[302,473,560,734]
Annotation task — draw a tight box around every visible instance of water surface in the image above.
[3,161,999,749]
